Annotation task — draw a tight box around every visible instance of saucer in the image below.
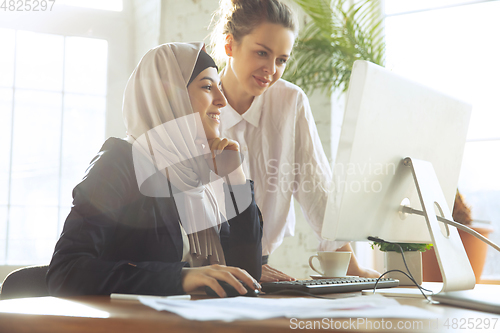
[310,275,359,280]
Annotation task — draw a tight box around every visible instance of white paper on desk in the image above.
[139,294,439,322]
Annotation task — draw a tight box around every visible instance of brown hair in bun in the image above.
[209,0,298,65]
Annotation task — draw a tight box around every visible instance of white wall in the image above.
[131,0,162,67]
[158,0,218,44]
[130,0,335,279]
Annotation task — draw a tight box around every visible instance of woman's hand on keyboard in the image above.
[260,264,296,282]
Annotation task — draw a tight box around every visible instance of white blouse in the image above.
[220,79,342,255]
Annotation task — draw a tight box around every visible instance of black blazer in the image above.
[47,138,262,296]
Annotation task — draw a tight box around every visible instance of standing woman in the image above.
[210,0,379,281]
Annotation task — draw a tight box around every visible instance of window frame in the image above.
[0,1,133,280]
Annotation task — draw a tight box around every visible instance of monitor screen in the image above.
[322,60,472,244]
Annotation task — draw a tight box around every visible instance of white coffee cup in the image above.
[308,251,351,277]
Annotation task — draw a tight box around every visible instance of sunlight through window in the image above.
[58,0,123,12]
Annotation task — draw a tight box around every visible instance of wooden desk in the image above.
[1,290,499,333]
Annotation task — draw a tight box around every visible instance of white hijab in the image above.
[123,42,225,265]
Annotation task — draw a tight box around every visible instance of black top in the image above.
[46,138,262,296]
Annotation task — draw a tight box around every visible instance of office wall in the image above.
[131,0,336,279]
[158,0,218,44]
[131,0,162,67]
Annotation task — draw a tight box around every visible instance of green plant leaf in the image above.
[371,242,433,253]
[285,0,385,94]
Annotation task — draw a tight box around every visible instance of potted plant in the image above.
[284,0,385,93]
[371,242,432,286]
[422,190,494,283]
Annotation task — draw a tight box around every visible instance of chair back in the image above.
[0,265,49,300]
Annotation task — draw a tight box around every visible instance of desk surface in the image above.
[1,287,500,333]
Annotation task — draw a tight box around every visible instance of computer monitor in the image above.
[322,60,475,292]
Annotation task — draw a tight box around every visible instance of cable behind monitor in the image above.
[368,236,436,303]
[401,206,500,253]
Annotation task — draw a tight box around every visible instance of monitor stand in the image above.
[402,157,475,294]
[366,157,475,297]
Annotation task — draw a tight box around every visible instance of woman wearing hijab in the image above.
[46,42,262,298]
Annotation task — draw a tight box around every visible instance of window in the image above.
[0,29,107,265]
[384,0,500,279]
[0,2,131,270]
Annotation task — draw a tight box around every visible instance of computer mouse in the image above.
[205,280,260,298]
